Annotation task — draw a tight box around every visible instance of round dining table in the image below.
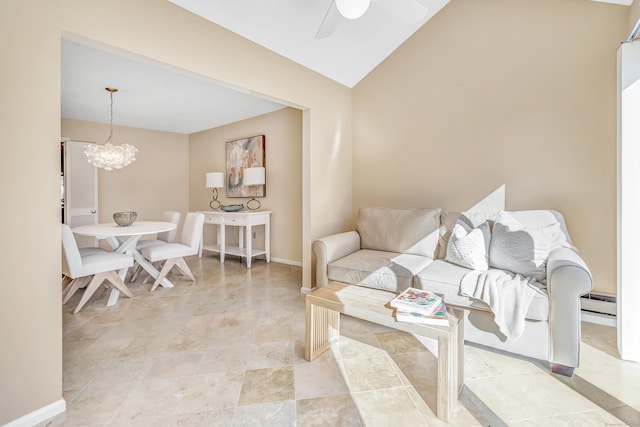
[72,221,178,306]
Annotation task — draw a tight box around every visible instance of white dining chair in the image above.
[141,212,204,291]
[136,211,181,250]
[62,245,108,292]
[130,210,181,282]
[61,224,134,314]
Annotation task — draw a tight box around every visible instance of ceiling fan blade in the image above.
[374,0,428,24]
[316,0,342,39]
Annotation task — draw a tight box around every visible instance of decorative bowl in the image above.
[221,204,244,212]
[113,211,137,226]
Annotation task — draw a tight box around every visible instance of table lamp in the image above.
[243,167,265,210]
[206,172,224,210]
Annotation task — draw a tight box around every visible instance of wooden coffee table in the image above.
[305,281,464,422]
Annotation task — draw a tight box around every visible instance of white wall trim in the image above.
[3,399,66,427]
[581,311,617,327]
[270,257,302,267]
[580,297,617,316]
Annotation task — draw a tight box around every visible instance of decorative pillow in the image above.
[488,219,559,281]
[445,220,491,270]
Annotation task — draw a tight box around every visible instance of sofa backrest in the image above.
[356,207,441,258]
[436,209,575,259]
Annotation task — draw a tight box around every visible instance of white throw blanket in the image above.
[460,269,540,340]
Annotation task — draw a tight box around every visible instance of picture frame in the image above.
[225,134,266,198]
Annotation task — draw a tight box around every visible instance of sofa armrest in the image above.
[546,247,593,370]
[312,231,361,287]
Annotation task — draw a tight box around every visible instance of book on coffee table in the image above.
[390,287,443,316]
[395,300,449,326]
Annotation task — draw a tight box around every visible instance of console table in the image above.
[198,210,271,268]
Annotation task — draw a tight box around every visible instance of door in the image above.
[617,41,640,362]
[63,140,98,247]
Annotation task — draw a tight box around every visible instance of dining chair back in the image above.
[141,212,205,291]
[135,211,182,251]
[61,224,134,313]
[157,210,181,243]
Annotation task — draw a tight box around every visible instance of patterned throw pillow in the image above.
[445,220,491,270]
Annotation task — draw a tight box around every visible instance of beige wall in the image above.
[0,2,62,423]
[189,108,303,263]
[1,0,352,423]
[353,0,628,296]
[62,119,190,223]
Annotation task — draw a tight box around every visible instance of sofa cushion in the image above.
[328,249,434,293]
[445,220,491,270]
[489,220,558,281]
[414,260,549,321]
[356,208,441,258]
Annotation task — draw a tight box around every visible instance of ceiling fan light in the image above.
[335,0,371,20]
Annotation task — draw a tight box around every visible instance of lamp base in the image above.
[209,188,221,210]
[246,198,261,210]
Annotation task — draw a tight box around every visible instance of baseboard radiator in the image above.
[580,293,617,317]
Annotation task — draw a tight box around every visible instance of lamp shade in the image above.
[243,167,265,186]
[336,0,371,19]
[206,172,224,188]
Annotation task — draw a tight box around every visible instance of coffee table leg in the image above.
[305,298,340,362]
[437,321,462,422]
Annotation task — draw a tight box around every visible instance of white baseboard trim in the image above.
[4,398,66,427]
[270,257,302,267]
[580,297,616,316]
[581,310,617,327]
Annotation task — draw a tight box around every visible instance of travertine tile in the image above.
[374,331,428,354]
[574,343,640,407]
[168,409,234,427]
[253,312,294,343]
[238,367,295,405]
[197,344,252,374]
[233,400,296,426]
[62,380,138,425]
[144,350,205,379]
[340,355,404,392]
[90,353,159,387]
[465,372,600,422]
[331,335,387,361]
[294,358,350,400]
[508,409,628,426]
[176,371,245,413]
[246,340,295,369]
[112,377,190,422]
[463,344,540,379]
[296,395,363,427]
[350,387,427,427]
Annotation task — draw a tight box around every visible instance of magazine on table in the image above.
[389,287,443,316]
[395,300,449,326]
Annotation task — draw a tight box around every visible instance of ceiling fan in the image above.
[316,0,429,39]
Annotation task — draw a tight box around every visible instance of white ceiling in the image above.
[168,0,451,88]
[62,0,631,134]
[61,39,287,135]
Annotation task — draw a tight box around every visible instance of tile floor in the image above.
[40,256,640,426]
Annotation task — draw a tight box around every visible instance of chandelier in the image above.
[84,87,137,171]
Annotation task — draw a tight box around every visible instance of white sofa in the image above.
[312,207,592,376]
